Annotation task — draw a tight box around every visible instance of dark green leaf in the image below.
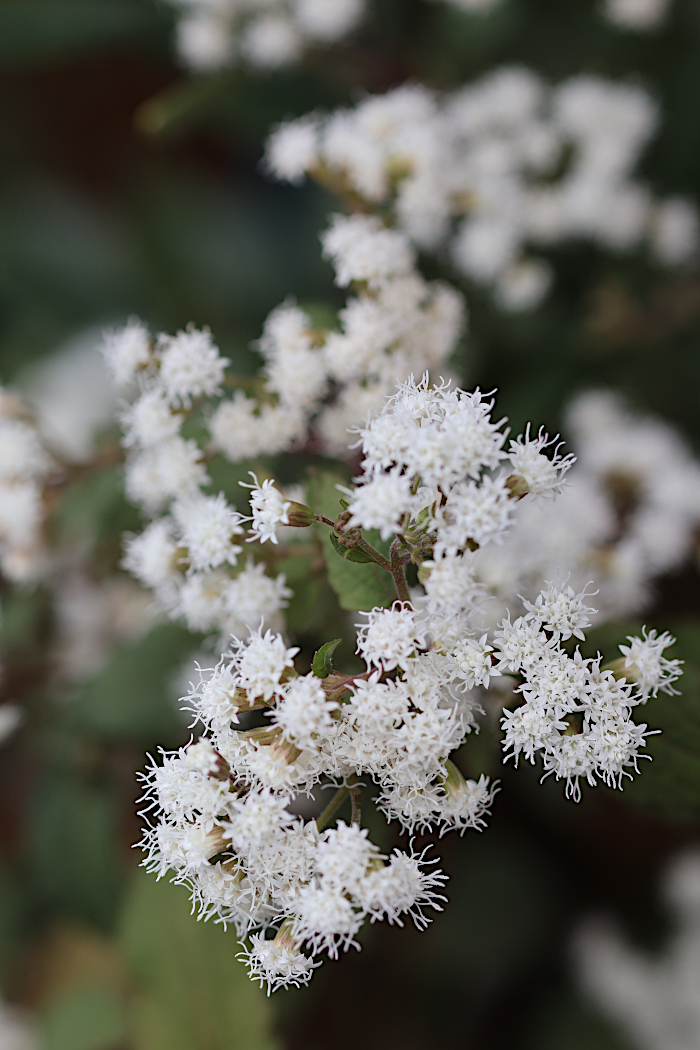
[120,870,279,1050]
[328,531,374,563]
[68,623,195,745]
[41,986,127,1050]
[312,638,342,678]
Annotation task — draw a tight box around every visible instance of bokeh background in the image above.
[3,1,700,1047]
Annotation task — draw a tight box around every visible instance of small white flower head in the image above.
[242,927,318,994]
[265,117,319,184]
[241,474,291,545]
[101,318,152,387]
[221,562,291,637]
[434,474,514,553]
[224,788,293,851]
[603,0,671,31]
[522,581,598,641]
[156,326,229,407]
[344,470,414,541]
[291,881,363,958]
[119,387,182,449]
[449,634,501,688]
[507,425,575,498]
[321,214,415,289]
[0,418,50,482]
[184,659,242,735]
[232,628,299,701]
[358,847,447,929]
[173,571,225,633]
[493,615,555,672]
[173,493,244,573]
[438,766,498,835]
[124,437,209,514]
[122,518,181,592]
[618,628,683,699]
[356,603,425,672]
[272,675,337,751]
[316,822,381,894]
[421,552,481,614]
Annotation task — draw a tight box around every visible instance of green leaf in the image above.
[587,619,700,822]
[0,1,162,68]
[68,623,196,745]
[323,548,394,612]
[308,472,394,612]
[328,531,374,563]
[41,986,127,1050]
[312,638,342,678]
[28,774,121,928]
[120,870,279,1050]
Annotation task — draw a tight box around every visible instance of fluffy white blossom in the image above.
[603,0,671,31]
[135,375,679,993]
[242,475,291,545]
[267,71,697,309]
[156,327,229,408]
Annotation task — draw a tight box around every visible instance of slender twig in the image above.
[316,775,361,831]
[349,784,363,825]
[389,538,411,603]
[355,534,391,571]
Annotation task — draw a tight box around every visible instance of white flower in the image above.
[220,562,291,637]
[358,848,447,928]
[232,629,299,701]
[272,675,337,750]
[173,493,244,573]
[316,822,381,894]
[422,552,481,613]
[123,519,180,593]
[291,882,363,958]
[124,438,209,513]
[242,929,317,994]
[449,634,501,688]
[618,628,683,699]
[345,470,415,540]
[356,604,425,672]
[0,418,50,482]
[266,118,319,183]
[603,0,671,31]
[119,388,182,449]
[507,426,575,498]
[156,326,229,407]
[101,318,151,387]
[321,214,415,289]
[522,581,597,641]
[242,474,291,545]
[434,474,514,552]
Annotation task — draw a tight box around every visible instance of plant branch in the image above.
[389,538,411,603]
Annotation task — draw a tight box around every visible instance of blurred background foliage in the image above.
[2,0,700,1047]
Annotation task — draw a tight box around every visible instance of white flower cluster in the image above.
[208,214,465,459]
[104,323,296,638]
[499,605,680,801]
[345,374,572,546]
[267,71,697,309]
[0,387,53,584]
[140,376,679,991]
[165,0,365,71]
[575,850,700,1050]
[476,390,700,624]
[164,0,507,71]
[603,0,671,31]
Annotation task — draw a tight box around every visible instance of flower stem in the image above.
[389,539,411,604]
[316,775,361,831]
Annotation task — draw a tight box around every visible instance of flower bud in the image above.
[286,502,316,528]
